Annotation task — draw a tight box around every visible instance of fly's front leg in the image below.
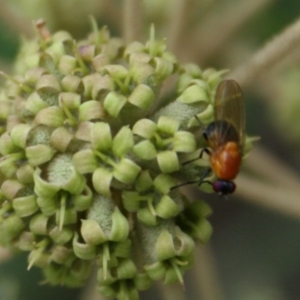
[183,147,211,165]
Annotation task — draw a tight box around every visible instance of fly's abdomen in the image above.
[210,142,241,180]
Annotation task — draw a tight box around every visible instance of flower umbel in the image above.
[0,20,253,299]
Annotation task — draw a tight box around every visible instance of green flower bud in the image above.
[157,116,179,135]
[0,214,25,243]
[172,131,196,152]
[37,196,57,216]
[135,170,153,192]
[103,91,127,118]
[155,195,180,219]
[79,100,106,122]
[50,245,75,265]
[1,179,25,200]
[24,91,48,115]
[10,124,32,148]
[103,65,129,80]
[61,74,82,93]
[49,226,74,245]
[144,261,166,281]
[73,233,97,260]
[29,214,49,235]
[74,121,92,141]
[128,84,155,109]
[152,57,175,80]
[73,185,93,211]
[50,127,74,152]
[92,54,110,72]
[36,74,61,93]
[81,219,107,245]
[176,200,213,243]
[157,150,180,173]
[132,118,157,139]
[15,231,35,251]
[113,158,141,184]
[92,75,114,101]
[116,258,137,280]
[0,132,16,155]
[138,208,158,226]
[58,55,78,74]
[109,208,130,242]
[13,194,39,217]
[129,62,155,84]
[26,144,55,166]
[133,140,157,160]
[176,82,210,104]
[73,149,98,174]
[91,122,112,151]
[153,174,176,194]
[112,126,134,157]
[92,168,113,197]
[16,163,34,184]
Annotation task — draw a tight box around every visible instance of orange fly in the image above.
[200,79,245,195]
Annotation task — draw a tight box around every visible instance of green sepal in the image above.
[91,122,112,151]
[29,214,49,235]
[137,208,157,226]
[49,226,74,245]
[92,167,113,197]
[113,158,141,184]
[155,195,180,219]
[109,207,129,242]
[80,219,107,245]
[133,140,157,160]
[128,84,155,109]
[122,191,141,212]
[117,258,137,280]
[34,107,64,127]
[72,149,98,174]
[26,144,55,166]
[112,126,133,157]
[72,233,97,260]
[132,118,157,139]
[37,196,57,216]
[144,261,166,281]
[50,127,73,152]
[173,131,196,153]
[0,214,25,242]
[157,151,179,173]
[50,245,75,266]
[13,195,39,217]
[153,174,176,194]
[34,168,60,198]
[73,185,93,211]
[157,116,179,135]
[25,91,48,115]
[104,91,127,118]
[10,124,32,149]
[79,100,105,121]
[135,170,153,192]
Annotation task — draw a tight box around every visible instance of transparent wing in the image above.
[214,79,245,150]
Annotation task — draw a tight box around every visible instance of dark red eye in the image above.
[213,180,236,195]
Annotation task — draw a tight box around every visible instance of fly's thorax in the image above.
[204,120,240,150]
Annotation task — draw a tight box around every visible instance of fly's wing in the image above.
[214,79,245,151]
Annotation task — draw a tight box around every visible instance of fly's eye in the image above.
[213,180,236,195]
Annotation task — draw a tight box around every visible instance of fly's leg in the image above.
[182,147,211,165]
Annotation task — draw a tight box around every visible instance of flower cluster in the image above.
[0,21,236,299]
